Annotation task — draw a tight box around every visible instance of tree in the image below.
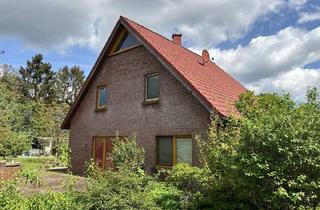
[70,66,85,104]
[55,66,70,104]
[0,64,20,92]
[197,89,320,209]
[19,54,55,103]
[0,82,30,159]
[55,65,84,105]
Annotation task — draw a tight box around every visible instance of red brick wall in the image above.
[0,165,20,180]
[69,46,211,174]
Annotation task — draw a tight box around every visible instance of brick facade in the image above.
[69,46,211,175]
[0,163,20,180]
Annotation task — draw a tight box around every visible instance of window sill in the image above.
[95,107,107,112]
[143,99,159,105]
[156,165,173,169]
[108,44,142,57]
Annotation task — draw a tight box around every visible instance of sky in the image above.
[0,0,319,100]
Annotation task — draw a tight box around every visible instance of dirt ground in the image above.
[19,171,87,194]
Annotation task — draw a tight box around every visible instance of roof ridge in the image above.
[120,16,214,63]
[121,16,176,44]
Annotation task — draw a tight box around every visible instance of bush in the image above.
[0,180,27,210]
[84,158,101,177]
[166,164,210,193]
[20,168,42,186]
[111,134,145,173]
[165,164,212,209]
[26,191,81,210]
[0,179,81,210]
[56,141,70,167]
[198,89,320,209]
[78,170,160,210]
[147,182,184,210]
[0,83,31,159]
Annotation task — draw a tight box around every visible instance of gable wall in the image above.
[69,46,210,174]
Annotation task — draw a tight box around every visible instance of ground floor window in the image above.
[92,136,113,169]
[156,136,192,167]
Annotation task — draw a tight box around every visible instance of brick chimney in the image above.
[172,33,182,45]
[202,49,210,64]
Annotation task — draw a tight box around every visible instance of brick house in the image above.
[61,16,247,175]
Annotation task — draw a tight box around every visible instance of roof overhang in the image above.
[61,18,123,129]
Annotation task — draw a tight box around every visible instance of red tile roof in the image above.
[121,17,247,116]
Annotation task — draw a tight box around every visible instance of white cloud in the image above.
[194,26,320,99]
[0,0,284,52]
[208,26,320,83]
[287,0,309,9]
[298,7,320,23]
[247,67,320,100]
[0,0,101,52]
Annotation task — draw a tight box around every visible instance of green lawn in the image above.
[14,156,56,171]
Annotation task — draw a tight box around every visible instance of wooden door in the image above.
[93,137,105,168]
[105,138,113,169]
[92,137,113,170]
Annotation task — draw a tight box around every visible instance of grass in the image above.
[14,156,56,171]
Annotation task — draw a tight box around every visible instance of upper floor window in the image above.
[145,73,159,102]
[96,85,107,110]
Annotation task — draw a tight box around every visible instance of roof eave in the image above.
[61,18,123,129]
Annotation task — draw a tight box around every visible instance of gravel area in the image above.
[19,171,86,194]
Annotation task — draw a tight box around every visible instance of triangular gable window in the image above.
[114,32,140,52]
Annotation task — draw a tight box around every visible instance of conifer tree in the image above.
[56,65,84,105]
[19,54,55,103]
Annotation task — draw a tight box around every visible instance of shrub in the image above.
[84,158,100,178]
[198,89,320,209]
[166,163,210,193]
[165,164,212,209]
[26,191,81,210]
[111,134,145,173]
[56,141,70,167]
[20,168,42,186]
[0,179,81,210]
[147,182,184,210]
[0,180,27,210]
[78,170,159,209]
[63,175,79,192]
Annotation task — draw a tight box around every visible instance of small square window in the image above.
[145,73,159,102]
[96,86,107,110]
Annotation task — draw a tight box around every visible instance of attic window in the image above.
[114,32,140,53]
